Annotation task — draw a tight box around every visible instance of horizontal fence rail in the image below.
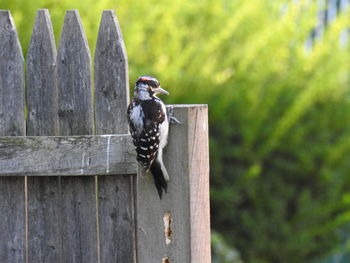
[0,8,210,263]
[0,135,136,176]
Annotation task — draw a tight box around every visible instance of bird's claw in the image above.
[167,106,181,125]
[170,116,180,124]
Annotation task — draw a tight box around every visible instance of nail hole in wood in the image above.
[163,212,172,245]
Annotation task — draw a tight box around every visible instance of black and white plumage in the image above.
[127,76,169,198]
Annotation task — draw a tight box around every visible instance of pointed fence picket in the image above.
[0,10,26,263]
[0,9,210,263]
[94,10,135,263]
[26,9,60,263]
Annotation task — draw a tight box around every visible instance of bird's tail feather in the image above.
[150,159,168,199]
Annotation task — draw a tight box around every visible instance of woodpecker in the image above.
[127,75,170,198]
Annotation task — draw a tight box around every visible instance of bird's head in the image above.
[134,75,169,100]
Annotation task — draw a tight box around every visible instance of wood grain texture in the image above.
[98,175,136,263]
[94,10,136,263]
[0,135,136,176]
[95,9,129,135]
[57,10,97,262]
[60,176,97,263]
[0,10,25,136]
[57,10,93,136]
[136,106,191,263]
[136,105,211,263]
[27,176,61,262]
[26,9,60,263]
[188,105,211,263]
[0,177,26,262]
[26,9,58,136]
[0,10,26,263]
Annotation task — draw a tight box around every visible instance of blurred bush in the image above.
[212,231,243,263]
[2,0,350,262]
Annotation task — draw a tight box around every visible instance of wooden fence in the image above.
[0,9,210,263]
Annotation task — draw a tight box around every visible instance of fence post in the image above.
[187,105,211,262]
[136,105,211,263]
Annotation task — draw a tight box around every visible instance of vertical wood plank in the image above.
[95,9,129,135]
[26,9,61,263]
[188,106,211,262]
[136,105,211,263]
[27,9,58,136]
[136,107,191,263]
[58,10,93,136]
[57,10,97,263]
[0,11,25,136]
[94,10,136,263]
[0,10,26,263]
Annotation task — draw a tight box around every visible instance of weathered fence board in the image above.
[27,9,58,136]
[57,10,97,262]
[136,106,191,263]
[26,9,60,263]
[94,10,136,263]
[95,9,129,135]
[188,105,211,262]
[27,176,61,262]
[0,10,25,136]
[60,176,97,263]
[136,105,210,263]
[57,10,93,136]
[0,10,26,263]
[0,135,136,176]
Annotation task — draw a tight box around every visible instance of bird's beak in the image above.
[155,86,169,95]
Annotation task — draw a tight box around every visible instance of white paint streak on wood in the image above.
[106,135,111,173]
[81,152,85,175]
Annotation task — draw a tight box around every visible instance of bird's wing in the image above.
[136,99,165,170]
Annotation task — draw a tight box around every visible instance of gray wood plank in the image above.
[0,135,136,176]
[27,9,58,136]
[60,176,97,263]
[0,10,26,263]
[0,177,26,262]
[0,10,25,135]
[57,10,97,263]
[26,9,60,263]
[98,175,136,263]
[136,105,211,263]
[95,9,129,135]
[94,10,136,263]
[136,106,191,263]
[27,176,61,262]
[57,9,93,136]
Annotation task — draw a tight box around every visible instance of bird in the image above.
[127,75,170,198]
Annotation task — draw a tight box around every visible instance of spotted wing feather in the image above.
[127,98,165,171]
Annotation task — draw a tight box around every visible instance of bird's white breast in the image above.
[130,104,144,136]
[158,101,169,149]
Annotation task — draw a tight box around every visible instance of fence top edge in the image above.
[0,134,131,139]
[166,104,208,108]
[102,9,115,13]
[37,8,49,13]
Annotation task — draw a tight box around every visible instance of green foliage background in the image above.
[1,0,350,262]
